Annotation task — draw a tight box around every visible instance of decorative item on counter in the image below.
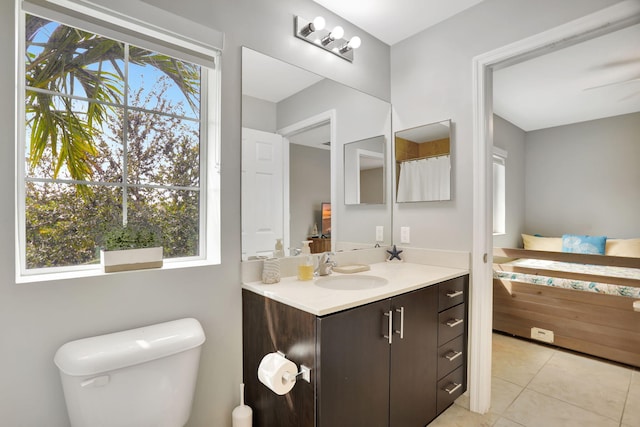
[311,223,319,237]
[386,245,403,261]
[262,258,281,284]
[333,264,371,274]
[301,240,312,254]
[274,238,284,258]
[297,255,315,281]
[231,383,252,427]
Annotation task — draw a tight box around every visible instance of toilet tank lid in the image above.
[54,318,206,376]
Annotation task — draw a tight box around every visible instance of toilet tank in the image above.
[54,318,206,427]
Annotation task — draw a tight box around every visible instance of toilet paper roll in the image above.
[257,352,298,395]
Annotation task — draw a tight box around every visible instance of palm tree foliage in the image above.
[24,14,200,185]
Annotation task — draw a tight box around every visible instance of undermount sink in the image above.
[315,275,388,290]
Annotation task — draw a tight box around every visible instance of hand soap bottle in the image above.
[274,238,284,258]
[297,255,314,281]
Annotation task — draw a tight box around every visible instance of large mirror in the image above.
[241,48,392,260]
[344,135,385,205]
[395,120,452,202]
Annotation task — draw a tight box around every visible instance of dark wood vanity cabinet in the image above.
[242,274,469,427]
[317,285,440,426]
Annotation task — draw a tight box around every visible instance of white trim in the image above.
[23,0,222,68]
[354,148,384,205]
[204,53,222,265]
[470,0,640,414]
[15,257,219,284]
[283,137,291,253]
[45,0,222,54]
[492,146,508,160]
[16,5,222,280]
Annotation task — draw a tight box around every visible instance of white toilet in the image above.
[54,318,206,427]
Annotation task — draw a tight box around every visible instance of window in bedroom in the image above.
[18,6,221,278]
[493,148,507,235]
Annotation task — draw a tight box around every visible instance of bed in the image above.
[493,235,640,367]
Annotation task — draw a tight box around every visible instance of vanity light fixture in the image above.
[299,16,326,37]
[294,16,361,62]
[338,36,361,54]
[321,26,344,46]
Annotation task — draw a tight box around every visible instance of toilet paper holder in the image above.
[277,351,311,383]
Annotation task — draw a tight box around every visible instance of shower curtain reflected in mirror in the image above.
[396,155,450,202]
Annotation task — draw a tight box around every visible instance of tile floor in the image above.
[430,332,640,427]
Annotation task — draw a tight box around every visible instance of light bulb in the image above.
[300,16,326,37]
[312,16,326,31]
[331,26,344,40]
[348,36,361,49]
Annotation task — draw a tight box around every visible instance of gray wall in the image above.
[390,0,623,251]
[290,144,331,246]
[361,168,385,204]
[241,95,277,132]
[493,115,526,248]
[0,0,390,426]
[524,112,640,238]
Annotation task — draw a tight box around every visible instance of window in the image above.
[18,5,220,277]
[493,148,507,235]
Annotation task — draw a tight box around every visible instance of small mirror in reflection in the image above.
[395,120,451,202]
[344,135,385,205]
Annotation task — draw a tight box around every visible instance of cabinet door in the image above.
[317,300,390,427]
[389,286,439,427]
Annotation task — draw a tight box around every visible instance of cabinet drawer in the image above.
[437,335,465,379]
[438,303,465,345]
[438,276,466,311]
[437,366,466,414]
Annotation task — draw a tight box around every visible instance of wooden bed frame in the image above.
[493,248,640,367]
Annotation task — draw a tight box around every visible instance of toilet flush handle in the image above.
[80,375,110,388]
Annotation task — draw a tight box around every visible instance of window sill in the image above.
[493,232,506,236]
[15,258,219,284]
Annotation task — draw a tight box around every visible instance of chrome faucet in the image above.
[316,252,336,276]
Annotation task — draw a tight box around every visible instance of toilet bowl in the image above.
[54,318,206,427]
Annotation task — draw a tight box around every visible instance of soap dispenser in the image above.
[274,238,284,258]
[298,255,314,281]
[301,240,312,254]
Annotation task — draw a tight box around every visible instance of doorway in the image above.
[470,2,640,414]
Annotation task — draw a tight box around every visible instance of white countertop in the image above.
[242,261,469,316]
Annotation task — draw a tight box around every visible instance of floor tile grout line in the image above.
[494,336,632,426]
[527,387,626,423]
[522,386,624,424]
[618,370,634,426]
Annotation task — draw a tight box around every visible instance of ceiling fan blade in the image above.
[583,76,640,91]
[618,90,640,101]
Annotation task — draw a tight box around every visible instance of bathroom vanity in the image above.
[242,262,469,427]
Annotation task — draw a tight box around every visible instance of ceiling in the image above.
[312,0,484,45]
[242,50,323,103]
[312,1,640,131]
[493,23,640,131]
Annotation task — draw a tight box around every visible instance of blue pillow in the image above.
[561,234,606,255]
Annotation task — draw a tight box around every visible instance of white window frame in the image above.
[492,147,507,236]
[15,1,221,282]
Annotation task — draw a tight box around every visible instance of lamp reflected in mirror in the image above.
[395,120,452,202]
